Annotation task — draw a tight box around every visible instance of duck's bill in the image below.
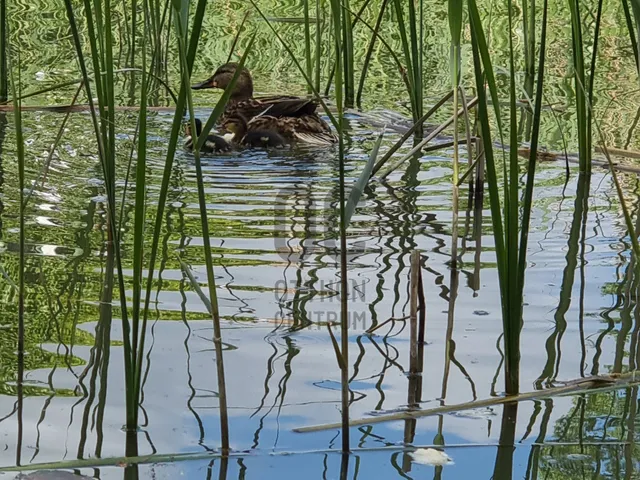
[191,77,217,90]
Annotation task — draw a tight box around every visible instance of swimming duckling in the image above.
[221,113,287,148]
[184,118,232,153]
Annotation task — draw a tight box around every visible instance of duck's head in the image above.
[191,62,253,99]
[221,113,249,138]
[185,118,203,137]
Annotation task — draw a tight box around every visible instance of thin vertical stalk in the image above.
[392,0,416,118]
[342,0,354,107]
[0,0,7,101]
[505,0,520,394]
[172,7,253,455]
[315,0,322,91]
[356,0,388,107]
[8,38,24,387]
[64,0,135,427]
[304,0,313,93]
[130,0,137,68]
[518,0,548,299]
[328,0,349,453]
[520,0,535,139]
[468,0,509,386]
[448,0,463,266]
[407,0,422,120]
[567,0,589,174]
[131,0,150,428]
[409,251,419,375]
[622,0,639,74]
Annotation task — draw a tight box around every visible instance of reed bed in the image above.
[3,0,640,465]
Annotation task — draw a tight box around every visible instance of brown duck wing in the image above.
[248,115,337,145]
[253,96,319,117]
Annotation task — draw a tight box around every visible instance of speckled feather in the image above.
[220,98,337,144]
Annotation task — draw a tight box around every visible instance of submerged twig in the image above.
[376,96,479,179]
[294,373,637,433]
[371,90,453,176]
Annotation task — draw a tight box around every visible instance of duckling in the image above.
[192,62,337,145]
[184,118,232,153]
[221,113,287,148]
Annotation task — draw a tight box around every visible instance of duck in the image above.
[221,113,287,148]
[184,118,232,153]
[191,62,337,145]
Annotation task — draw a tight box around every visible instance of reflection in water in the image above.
[492,403,518,480]
[536,173,590,388]
[1,103,640,479]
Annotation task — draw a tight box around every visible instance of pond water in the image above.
[3,1,640,479]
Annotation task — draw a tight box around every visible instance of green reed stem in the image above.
[8,47,25,373]
[356,0,388,107]
[623,0,640,74]
[521,0,535,139]
[518,0,548,305]
[0,0,7,101]
[324,0,372,95]
[328,0,349,453]
[505,0,520,394]
[392,0,416,118]
[567,0,589,174]
[407,0,422,121]
[226,11,250,63]
[131,0,150,424]
[315,0,322,91]
[449,0,463,266]
[342,0,354,107]
[304,0,313,93]
[468,0,509,390]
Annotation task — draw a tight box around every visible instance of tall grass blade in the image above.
[467,0,503,135]
[505,0,520,394]
[304,0,313,93]
[520,0,535,138]
[327,0,349,452]
[391,0,416,122]
[356,0,388,107]
[323,0,373,96]
[315,0,322,91]
[64,0,136,428]
[227,11,250,63]
[627,0,640,72]
[0,0,6,101]
[174,2,256,455]
[448,0,463,266]
[517,0,548,300]
[342,0,354,107]
[468,0,508,388]
[131,1,150,424]
[567,0,589,174]
[8,48,25,372]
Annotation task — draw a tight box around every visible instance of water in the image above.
[3,1,640,478]
[1,104,639,478]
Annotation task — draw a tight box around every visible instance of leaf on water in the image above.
[410,448,455,466]
[345,128,384,227]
